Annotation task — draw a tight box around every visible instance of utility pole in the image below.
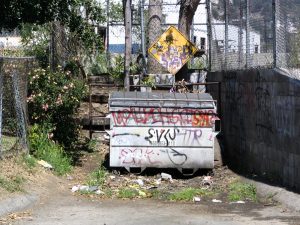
[106,0,110,68]
[124,0,132,91]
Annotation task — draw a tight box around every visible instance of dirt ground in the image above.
[1,147,300,225]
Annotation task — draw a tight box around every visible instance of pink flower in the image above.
[55,94,63,105]
[42,103,49,111]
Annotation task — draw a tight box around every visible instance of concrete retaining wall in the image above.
[207,68,300,192]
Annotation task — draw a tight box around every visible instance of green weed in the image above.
[29,124,72,176]
[168,188,214,201]
[87,165,107,188]
[0,175,24,192]
[117,188,139,199]
[228,181,257,202]
[23,154,36,170]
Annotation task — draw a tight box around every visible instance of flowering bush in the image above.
[28,67,87,149]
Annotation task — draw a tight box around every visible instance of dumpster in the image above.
[108,92,220,174]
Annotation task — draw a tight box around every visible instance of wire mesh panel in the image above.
[209,0,275,71]
[277,0,300,76]
[0,57,34,157]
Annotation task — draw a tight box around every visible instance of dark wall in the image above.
[207,68,300,192]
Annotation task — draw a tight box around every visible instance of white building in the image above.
[0,29,22,48]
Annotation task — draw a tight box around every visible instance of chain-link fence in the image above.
[0,57,34,157]
[209,0,300,75]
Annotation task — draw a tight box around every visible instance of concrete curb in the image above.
[0,194,38,217]
[244,178,300,212]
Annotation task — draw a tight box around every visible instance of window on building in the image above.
[200,37,206,50]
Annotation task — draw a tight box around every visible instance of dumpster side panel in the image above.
[111,127,215,147]
[110,147,214,168]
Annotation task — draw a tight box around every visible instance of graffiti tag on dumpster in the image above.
[111,107,217,127]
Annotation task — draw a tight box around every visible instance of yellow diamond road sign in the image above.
[148,26,199,75]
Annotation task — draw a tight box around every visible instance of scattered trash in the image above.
[71,185,80,192]
[104,134,110,140]
[155,178,162,185]
[71,185,99,193]
[88,186,98,192]
[230,200,246,204]
[135,179,144,186]
[212,199,222,203]
[161,173,172,181]
[79,185,89,192]
[138,190,147,197]
[37,160,53,169]
[109,175,116,180]
[95,190,105,195]
[112,170,120,176]
[193,196,201,202]
[202,176,213,188]
[67,175,74,180]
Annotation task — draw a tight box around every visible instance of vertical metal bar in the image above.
[245,0,250,69]
[124,0,132,91]
[224,0,229,70]
[272,0,277,68]
[238,0,243,69]
[89,85,92,139]
[206,0,212,72]
[218,81,222,119]
[106,0,110,68]
[140,0,146,75]
[0,59,3,157]
[191,18,195,66]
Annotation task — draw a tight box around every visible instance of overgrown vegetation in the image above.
[0,175,24,193]
[29,124,72,175]
[228,181,257,202]
[168,188,214,202]
[117,188,139,199]
[87,165,108,188]
[28,67,87,149]
[22,154,37,170]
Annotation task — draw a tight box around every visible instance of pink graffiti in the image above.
[119,148,161,166]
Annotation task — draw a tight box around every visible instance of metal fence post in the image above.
[224,0,229,70]
[238,0,243,69]
[272,0,278,68]
[140,0,147,75]
[245,0,250,69]
[206,0,212,72]
[0,59,3,157]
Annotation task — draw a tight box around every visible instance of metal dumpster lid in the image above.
[109,92,215,109]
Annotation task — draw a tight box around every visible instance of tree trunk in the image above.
[50,21,68,71]
[124,0,132,91]
[177,0,201,80]
[147,0,163,74]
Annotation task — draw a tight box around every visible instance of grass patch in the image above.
[117,188,139,199]
[0,175,24,192]
[228,181,257,202]
[2,135,17,152]
[29,124,72,176]
[168,188,214,202]
[87,165,107,188]
[22,155,37,170]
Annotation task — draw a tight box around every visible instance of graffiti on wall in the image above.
[148,26,198,75]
